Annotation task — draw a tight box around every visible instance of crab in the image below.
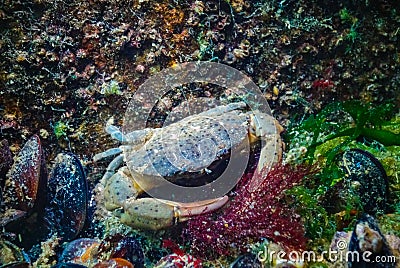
[94,101,283,230]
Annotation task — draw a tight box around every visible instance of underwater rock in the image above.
[348,214,396,268]
[230,253,262,268]
[45,153,87,242]
[328,231,352,268]
[385,234,400,261]
[323,149,388,215]
[330,231,351,251]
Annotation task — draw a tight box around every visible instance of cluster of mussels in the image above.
[0,136,150,268]
[0,136,206,267]
[0,135,87,267]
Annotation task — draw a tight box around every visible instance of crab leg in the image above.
[248,111,284,191]
[93,147,122,162]
[105,125,126,142]
[106,124,154,145]
[199,101,247,116]
[101,154,124,183]
[120,196,229,230]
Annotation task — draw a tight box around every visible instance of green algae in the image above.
[286,185,336,241]
[284,100,400,248]
[100,80,122,96]
[286,100,399,172]
[379,213,400,237]
[53,120,70,139]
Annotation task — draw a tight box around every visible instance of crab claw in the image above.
[176,196,229,222]
[120,196,228,231]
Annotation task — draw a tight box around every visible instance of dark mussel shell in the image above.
[348,214,396,268]
[2,135,47,213]
[230,253,262,268]
[1,136,48,249]
[110,237,145,268]
[51,264,87,268]
[93,259,134,268]
[323,149,388,215]
[59,238,100,264]
[0,209,27,227]
[96,235,144,268]
[0,139,11,213]
[0,240,29,268]
[0,264,30,268]
[45,153,87,242]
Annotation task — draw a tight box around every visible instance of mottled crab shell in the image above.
[124,110,249,187]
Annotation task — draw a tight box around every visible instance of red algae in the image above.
[183,164,312,259]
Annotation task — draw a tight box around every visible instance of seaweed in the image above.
[183,164,310,259]
[286,100,399,165]
[283,100,400,246]
[285,185,336,241]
